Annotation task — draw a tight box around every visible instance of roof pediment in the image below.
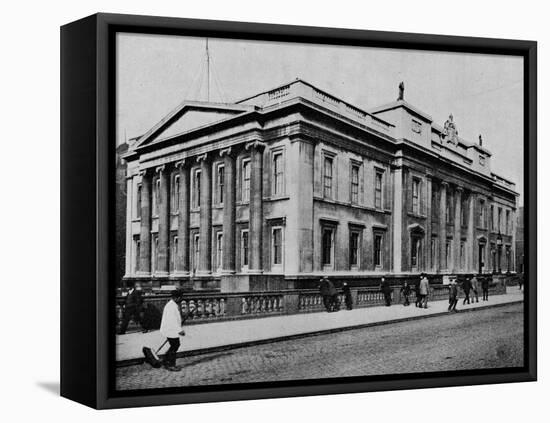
[132,101,254,149]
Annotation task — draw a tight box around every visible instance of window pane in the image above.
[243,161,250,202]
[323,157,333,198]
[273,228,282,265]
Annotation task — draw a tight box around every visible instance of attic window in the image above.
[411,119,422,134]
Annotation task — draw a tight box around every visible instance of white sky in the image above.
[116,33,524,204]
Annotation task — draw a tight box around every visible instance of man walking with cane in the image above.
[160,289,186,372]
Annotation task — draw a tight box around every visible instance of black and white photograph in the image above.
[113,31,527,391]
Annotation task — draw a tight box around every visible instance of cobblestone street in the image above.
[116,302,524,390]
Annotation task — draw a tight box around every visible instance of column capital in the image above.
[196,153,209,163]
[219,147,236,158]
[425,173,433,180]
[174,159,187,169]
[155,164,166,174]
[245,140,266,152]
[440,181,449,188]
[455,186,464,193]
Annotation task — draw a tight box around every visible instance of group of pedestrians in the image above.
[318,277,354,312]
[448,274,490,312]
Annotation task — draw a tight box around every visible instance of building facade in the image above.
[122,80,518,291]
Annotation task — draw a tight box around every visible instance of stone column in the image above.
[453,186,463,272]
[138,169,152,274]
[425,175,432,271]
[391,162,403,273]
[466,192,475,272]
[247,141,266,273]
[220,147,236,273]
[156,165,170,276]
[439,182,448,271]
[197,153,212,275]
[175,160,190,275]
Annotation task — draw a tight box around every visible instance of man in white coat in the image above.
[160,289,185,371]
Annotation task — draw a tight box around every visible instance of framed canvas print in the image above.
[60,13,537,409]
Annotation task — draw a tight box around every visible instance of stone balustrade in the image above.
[115,277,506,333]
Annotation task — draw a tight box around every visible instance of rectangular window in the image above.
[479,199,485,228]
[193,169,201,208]
[490,205,494,231]
[506,210,511,234]
[461,198,467,226]
[272,227,282,266]
[152,178,160,216]
[193,234,200,272]
[431,189,438,220]
[323,156,333,198]
[216,232,223,271]
[172,174,180,212]
[445,240,451,269]
[411,238,420,268]
[349,231,359,268]
[322,228,333,266]
[375,172,383,209]
[171,236,178,272]
[374,234,383,268]
[412,178,420,214]
[498,207,502,233]
[350,164,359,204]
[241,230,249,267]
[242,159,250,202]
[273,152,284,196]
[136,184,142,219]
[134,236,140,273]
[152,235,158,272]
[217,164,225,205]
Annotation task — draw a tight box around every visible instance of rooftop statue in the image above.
[443,113,458,145]
[397,81,405,101]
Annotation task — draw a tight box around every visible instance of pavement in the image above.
[116,286,524,365]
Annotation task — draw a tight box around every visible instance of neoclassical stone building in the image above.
[122,79,518,291]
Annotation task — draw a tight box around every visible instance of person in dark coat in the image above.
[118,281,144,334]
[462,277,472,305]
[401,281,411,306]
[380,277,392,306]
[481,276,490,301]
[448,278,459,312]
[414,279,422,307]
[319,277,331,312]
[342,282,353,310]
[328,279,340,311]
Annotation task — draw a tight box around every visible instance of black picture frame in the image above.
[60,12,537,409]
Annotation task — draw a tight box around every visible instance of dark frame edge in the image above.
[60,14,99,409]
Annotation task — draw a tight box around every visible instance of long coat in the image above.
[381,280,392,295]
[419,278,430,295]
[462,279,472,293]
[124,289,143,309]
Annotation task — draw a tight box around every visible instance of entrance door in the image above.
[478,243,485,274]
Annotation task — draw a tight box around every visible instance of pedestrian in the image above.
[518,276,523,291]
[380,277,392,306]
[481,276,489,301]
[448,278,459,312]
[401,281,411,306]
[328,279,340,311]
[160,289,186,372]
[319,277,331,312]
[470,275,479,303]
[462,277,472,305]
[419,273,430,309]
[118,281,144,335]
[414,279,422,307]
[342,282,353,310]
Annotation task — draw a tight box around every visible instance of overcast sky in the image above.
[116,33,524,204]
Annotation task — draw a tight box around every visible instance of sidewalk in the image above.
[116,287,524,365]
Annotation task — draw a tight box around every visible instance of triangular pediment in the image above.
[133,101,253,148]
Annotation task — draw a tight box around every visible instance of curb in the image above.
[116,299,523,367]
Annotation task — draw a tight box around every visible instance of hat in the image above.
[170,288,184,299]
